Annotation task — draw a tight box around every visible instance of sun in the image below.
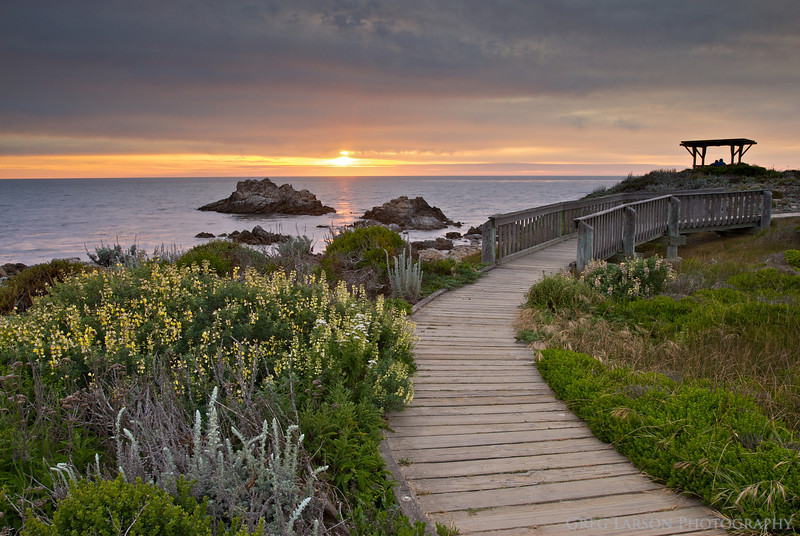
[330,150,356,167]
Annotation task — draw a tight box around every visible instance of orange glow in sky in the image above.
[2,3,799,179]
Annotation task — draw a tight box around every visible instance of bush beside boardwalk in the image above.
[0,226,486,535]
[518,218,800,531]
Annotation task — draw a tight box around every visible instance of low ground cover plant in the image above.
[0,261,423,534]
[585,164,789,198]
[537,349,800,528]
[22,476,213,536]
[518,218,800,531]
[420,256,483,297]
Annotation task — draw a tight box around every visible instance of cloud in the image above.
[1,0,799,172]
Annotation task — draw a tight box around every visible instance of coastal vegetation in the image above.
[586,164,800,212]
[518,217,800,530]
[0,260,94,315]
[0,223,484,535]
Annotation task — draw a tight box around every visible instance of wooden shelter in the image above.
[680,138,756,168]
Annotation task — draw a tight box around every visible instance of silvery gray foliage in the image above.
[275,235,314,257]
[386,247,422,302]
[114,387,326,535]
[272,235,315,275]
[86,242,145,268]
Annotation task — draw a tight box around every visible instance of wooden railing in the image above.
[575,195,677,271]
[481,189,772,267]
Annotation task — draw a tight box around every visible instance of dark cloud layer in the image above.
[1,1,799,168]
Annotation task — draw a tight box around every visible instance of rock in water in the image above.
[199,178,336,215]
[228,226,292,245]
[1,263,27,279]
[361,196,454,230]
[411,237,454,250]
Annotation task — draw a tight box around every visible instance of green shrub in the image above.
[420,258,458,276]
[420,258,482,296]
[728,267,800,295]
[300,385,387,503]
[176,240,271,276]
[1,258,420,534]
[22,476,212,535]
[1,265,415,411]
[784,249,800,269]
[580,256,673,300]
[0,259,94,314]
[300,385,424,535]
[597,294,692,336]
[698,162,778,178]
[323,226,405,272]
[537,349,800,527]
[525,272,602,317]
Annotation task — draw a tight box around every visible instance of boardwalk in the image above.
[384,238,725,535]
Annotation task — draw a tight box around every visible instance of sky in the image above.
[1,1,799,178]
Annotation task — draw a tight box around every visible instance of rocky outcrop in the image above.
[411,238,454,251]
[361,196,455,230]
[199,178,336,215]
[228,226,292,245]
[0,263,27,280]
[417,249,448,262]
[449,245,482,261]
[416,245,482,262]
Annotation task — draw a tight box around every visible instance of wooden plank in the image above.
[401,451,632,479]
[427,491,716,533]
[398,402,570,416]
[388,427,593,450]
[386,420,583,437]
[416,474,662,512]
[387,410,578,427]
[389,437,615,463]
[413,383,547,392]
[409,463,641,493]
[408,395,556,406]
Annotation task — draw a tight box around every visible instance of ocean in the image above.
[0,176,623,266]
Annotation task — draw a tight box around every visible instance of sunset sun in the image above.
[330,151,357,167]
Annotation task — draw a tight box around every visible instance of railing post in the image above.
[761,190,773,230]
[667,196,681,260]
[481,217,497,265]
[576,220,594,273]
[622,207,637,258]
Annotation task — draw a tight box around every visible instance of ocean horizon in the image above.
[0,175,623,266]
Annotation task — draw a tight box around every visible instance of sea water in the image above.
[0,176,622,265]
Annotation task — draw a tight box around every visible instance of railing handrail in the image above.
[482,188,772,266]
[573,194,674,223]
